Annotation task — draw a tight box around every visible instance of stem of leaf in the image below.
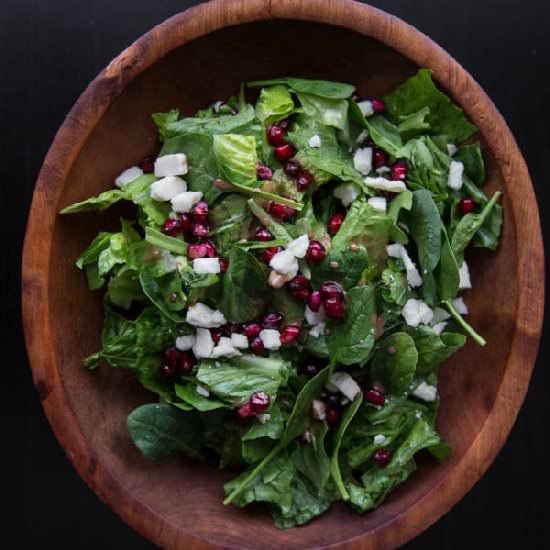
[443,299,486,346]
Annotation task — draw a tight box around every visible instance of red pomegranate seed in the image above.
[391,159,408,181]
[305,240,326,264]
[209,327,223,344]
[308,290,322,312]
[278,118,291,131]
[289,275,311,298]
[328,212,345,235]
[250,391,271,413]
[324,297,346,319]
[187,243,208,259]
[256,162,273,181]
[160,363,177,379]
[139,156,156,173]
[180,213,192,232]
[459,197,475,215]
[250,336,266,355]
[266,124,285,146]
[262,312,283,329]
[237,402,255,418]
[283,161,300,178]
[191,201,209,222]
[296,169,313,191]
[365,388,385,406]
[273,143,296,162]
[371,99,386,113]
[219,258,229,273]
[191,223,209,238]
[263,246,281,264]
[268,201,297,221]
[164,347,179,367]
[373,448,392,467]
[255,227,274,242]
[161,218,183,237]
[178,351,197,374]
[243,322,262,339]
[319,281,344,301]
[373,149,389,169]
[203,239,217,258]
[280,324,300,346]
[326,407,341,428]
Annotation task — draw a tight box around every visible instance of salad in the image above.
[61,70,502,528]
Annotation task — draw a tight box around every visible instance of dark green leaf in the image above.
[248,77,355,99]
[174,383,228,412]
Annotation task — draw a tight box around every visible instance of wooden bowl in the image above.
[22,1,544,548]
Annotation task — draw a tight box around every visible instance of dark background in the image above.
[2,0,548,548]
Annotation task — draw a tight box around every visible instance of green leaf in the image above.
[437,227,460,301]
[127,404,203,461]
[397,106,431,135]
[255,85,295,123]
[387,190,413,224]
[311,245,369,290]
[139,266,187,323]
[60,189,125,214]
[152,108,180,141]
[380,268,409,306]
[296,150,365,188]
[145,227,187,255]
[296,92,350,133]
[454,142,485,185]
[248,77,355,99]
[174,383,228,412]
[443,299,486,346]
[213,133,258,185]
[294,422,331,492]
[107,268,143,309]
[75,232,112,269]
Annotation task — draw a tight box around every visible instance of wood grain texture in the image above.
[21,0,544,549]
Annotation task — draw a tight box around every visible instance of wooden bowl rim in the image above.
[22,1,544,548]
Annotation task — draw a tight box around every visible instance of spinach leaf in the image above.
[213,133,258,186]
[296,92,350,134]
[388,190,413,224]
[242,404,285,442]
[174,383,228,412]
[248,77,355,99]
[76,232,112,270]
[60,189,125,214]
[443,298,486,346]
[327,285,376,365]
[107,268,144,309]
[139,265,187,323]
[152,108,179,141]
[294,422,331,492]
[296,150,365,188]
[145,227,187,255]
[310,246,369,290]
[247,198,292,242]
[255,85,295,123]
[437,227,460,301]
[127,404,203,461]
[454,142,485,185]
[380,268,409,306]
[287,115,340,154]
[397,106,431,135]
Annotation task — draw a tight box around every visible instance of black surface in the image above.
[2,1,548,548]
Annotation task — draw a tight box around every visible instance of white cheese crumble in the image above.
[373,434,387,445]
[447,160,464,190]
[412,381,438,402]
[171,191,203,213]
[431,307,451,324]
[115,166,143,187]
[286,234,310,259]
[213,100,224,113]
[269,249,299,277]
[154,153,188,177]
[308,134,322,148]
[150,176,187,201]
[376,166,391,175]
[459,260,472,289]
[364,176,407,193]
[447,143,458,156]
[353,147,373,176]
[402,298,434,327]
[326,372,361,401]
[309,322,326,338]
[211,336,241,358]
[186,303,227,328]
[333,183,361,207]
[259,329,281,350]
[368,196,387,213]
[305,304,326,326]
[357,100,374,117]
[195,385,210,397]
[356,129,369,144]
[453,296,468,315]
[175,334,196,351]
[192,257,221,274]
[256,413,271,424]
[230,333,249,349]
[432,322,447,335]
[311,399,327,421]
[386,243,423,288]
[192,328,215,359]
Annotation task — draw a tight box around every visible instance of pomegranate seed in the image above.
[371,99,386,113]
[237,402,255,418]
[278,118,291,131]
[283,161,300,178]
[266,125,285,146]
[324,297,346,319]
[139,156,156,173]
[391,160,408,181]
[373,149,389,169]
[273,143,296,162]
[328,212,345,235]
[305,240,326,264]
[326,407,341,428]
[180,213,192,232]
[289,275,311,297]
[203,239,217,258]
[319,281,344,301]
[164,347,179,367]
[263,246,281,264]
[250,391,270,413]
[373,448,392,467]
[187,243,208,259]
[160,363,177,379]
[255,227,274,242]
[256,162,273,180]
[191,201,209,222]
[304,364,319,378]
[191,223,209,238]
[459,197,475,215]
[219,258,229,273]
[365,388,385,406]
[296,169,313,191]
[161,218,183,236]
[178,351,197,374]
[243,322,262,339]
[262,312,283,329]
[292,288,310,301]
[228,323,242,334]
[209,327,223,344]
[280,324,301,345]
[250,336,266,355]
[308,290,322,312]
[268,202,297,221]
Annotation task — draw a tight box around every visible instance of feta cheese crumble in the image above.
[432,322,447,335]
[431,307,451,325]
[192,257,221,274]
[269,249,299,277]
[211,336,241,358]
[357,100,374,117]
[364,176,407,193]
[192,328,215,358]
[356,129,369,144]
[447,143,458,156]
[326,372,361,401]
[150,176,187,201]
[453,296,468,315]
[195,385,210,397]
[115,166,143,188]
[171,191,203,213]
[334,183,360,207]
[447,160,464,190]
[230,333,249,349]
[309,322,326,338]
[368,196,387,213]
[259,329,281,351]
[353,147,373,176]
[286,234,310,259]
[459,261,472,289]
[305,304,326,326]
[154,153,188,177]
[175,334,196,351]
[373,434,387,445]
[402,298,434,327]
[386,243,423,288]
[308,134,321,148]
[412,381,438,402]
[311,399,327,421]
[186,302,227,328]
